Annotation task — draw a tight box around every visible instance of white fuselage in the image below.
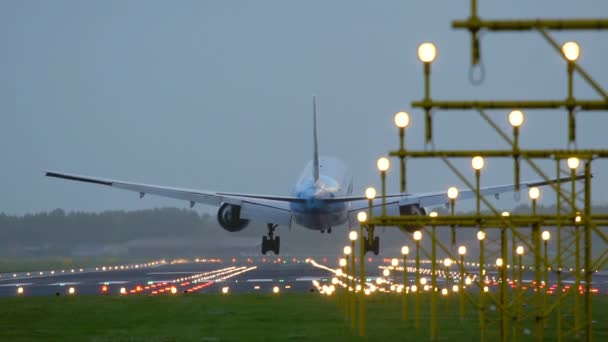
[289,157,352,230]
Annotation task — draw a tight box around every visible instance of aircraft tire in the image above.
[262,236,268,255]
[273,236,280,255]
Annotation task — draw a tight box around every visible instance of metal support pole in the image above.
[556,159,563,342]
[399,127,407,193]
[460,254,465,321]
[501,228,508,342]
[344,261,350,321]
[424,62,432,144]
[451,198,456,245]
[584,160,592,341]
[350,240,356,330]
[415,239,421,329]
[533,221,543,341]
[381,171,387,217]
[403,253,408,321]
[567,61,576,144]
[431,226,438,341]
[358,225,366,337]
[479,229,486,342]
[572,168,581,337]
[475,169,481,216]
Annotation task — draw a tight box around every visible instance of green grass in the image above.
[0,293,607,341]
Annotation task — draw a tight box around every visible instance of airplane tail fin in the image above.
[313,96,320,184]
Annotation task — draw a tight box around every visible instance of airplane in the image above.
[46,97,581,255]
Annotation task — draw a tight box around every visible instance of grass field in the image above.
[1,293,607,341]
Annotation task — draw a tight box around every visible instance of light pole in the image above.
[528,186,544,339]
[447,186,459,245]
[413,230,422,329]
[542,230,550,329]
[349,231,358,329]
[477,228,487,341]
[356,211,367,337]
[444,258,452,312]
[562,41,580,143]
[458,246,467,321]
[417,42,437,143]
[394,111,410,193]
[339,257,348,319]
[402,245,410,321]
[514,245,524,342]
[344,246,353,329]
[377,157,390,218]
[472,156,485,217]
[567,156,581,338]
[508,110,525,190]
[364,187,376,255]
[496,257,507,342]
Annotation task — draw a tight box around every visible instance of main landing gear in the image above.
[362,226,380,255]
[262,223,280,255]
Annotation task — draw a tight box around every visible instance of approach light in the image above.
[562,41,581,62]
[17,287,24,295]
[444,258,452,267]
[458,246,467,255]
[567,157,580,170]
[365,187,377,200]
[401,246,410,255]
[477,230,486,241]
[516,246,524,255]
[496,258,504,267]
[377,157,390,172]
[508,110,525,127]
[429,211,438,217]
[442,288,448,296]
[394,111,411,128]
[349,231,358,241]
[542,231,551,241]
[472,156,485,170]
[528,187,540,200]
[343,246,352,255]
[357,211,368,223]
[171,286,177,294]
[452,285,459,292]
[420,278,427,285]
[411,285,417,292]
[339,258,347,267]
[413,231,422,241]
[465,277,472,285]
[417,42,437,63]
[120,287,127,295]
[383,269,390,277]
[222,287,229,294]
[447,187,459,200]
[273,286,280,294]
[501,211,510,217]
[68,287,76,295]
[391,258,399,267]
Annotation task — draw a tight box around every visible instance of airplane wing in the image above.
[45,171,296,225]
[344,174,587,217]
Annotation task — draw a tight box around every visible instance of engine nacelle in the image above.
[399,204,427,233]
[217,203,250,232]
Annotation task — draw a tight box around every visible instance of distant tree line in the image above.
[0,208,213,248]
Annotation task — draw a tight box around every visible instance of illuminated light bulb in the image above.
[377,157,390,172]
[562,41,580,62]
[447,187,459,200]
[567,157,580,170]
[471,156,485,170]
[343,246,352,255]
[357,211,367,223]
[528,187,540,200]
[542,231,551,241]
[516,246,524,255]
[477,230,486,241]
[429,211,438,218]
[501,211,510,217]
[413,231,422,241]
[383,269,390,277]
[394,111,411,128]
[365,187,377,200]
[444,258,452,267]
[508,110,525,127]
[349,231,358,241]
[401,246,410,255]
[458,246,467,255]
[417,42,437,63]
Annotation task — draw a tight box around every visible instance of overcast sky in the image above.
[1,0,607,215]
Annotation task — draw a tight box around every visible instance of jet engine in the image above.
[217,203,250,232]
[399,204,427,233]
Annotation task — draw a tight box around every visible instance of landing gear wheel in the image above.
[273,236,280,255]
[373,237,380,255]
[262,236,269,255]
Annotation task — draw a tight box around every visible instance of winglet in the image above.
[312,95,320,184]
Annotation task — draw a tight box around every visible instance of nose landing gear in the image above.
[262,223,280,255]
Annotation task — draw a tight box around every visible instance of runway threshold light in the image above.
[417,42,437,63]
[120,287,127,295]
[222,287,229,294]
[273,286,280,294]
[17,287,24,295]
[68,287,76,295]
[562,41,581,62]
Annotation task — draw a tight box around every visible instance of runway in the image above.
[1,257,607,297]
[0,258,333,297]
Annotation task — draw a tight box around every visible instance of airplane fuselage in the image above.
[289,157,352,231]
